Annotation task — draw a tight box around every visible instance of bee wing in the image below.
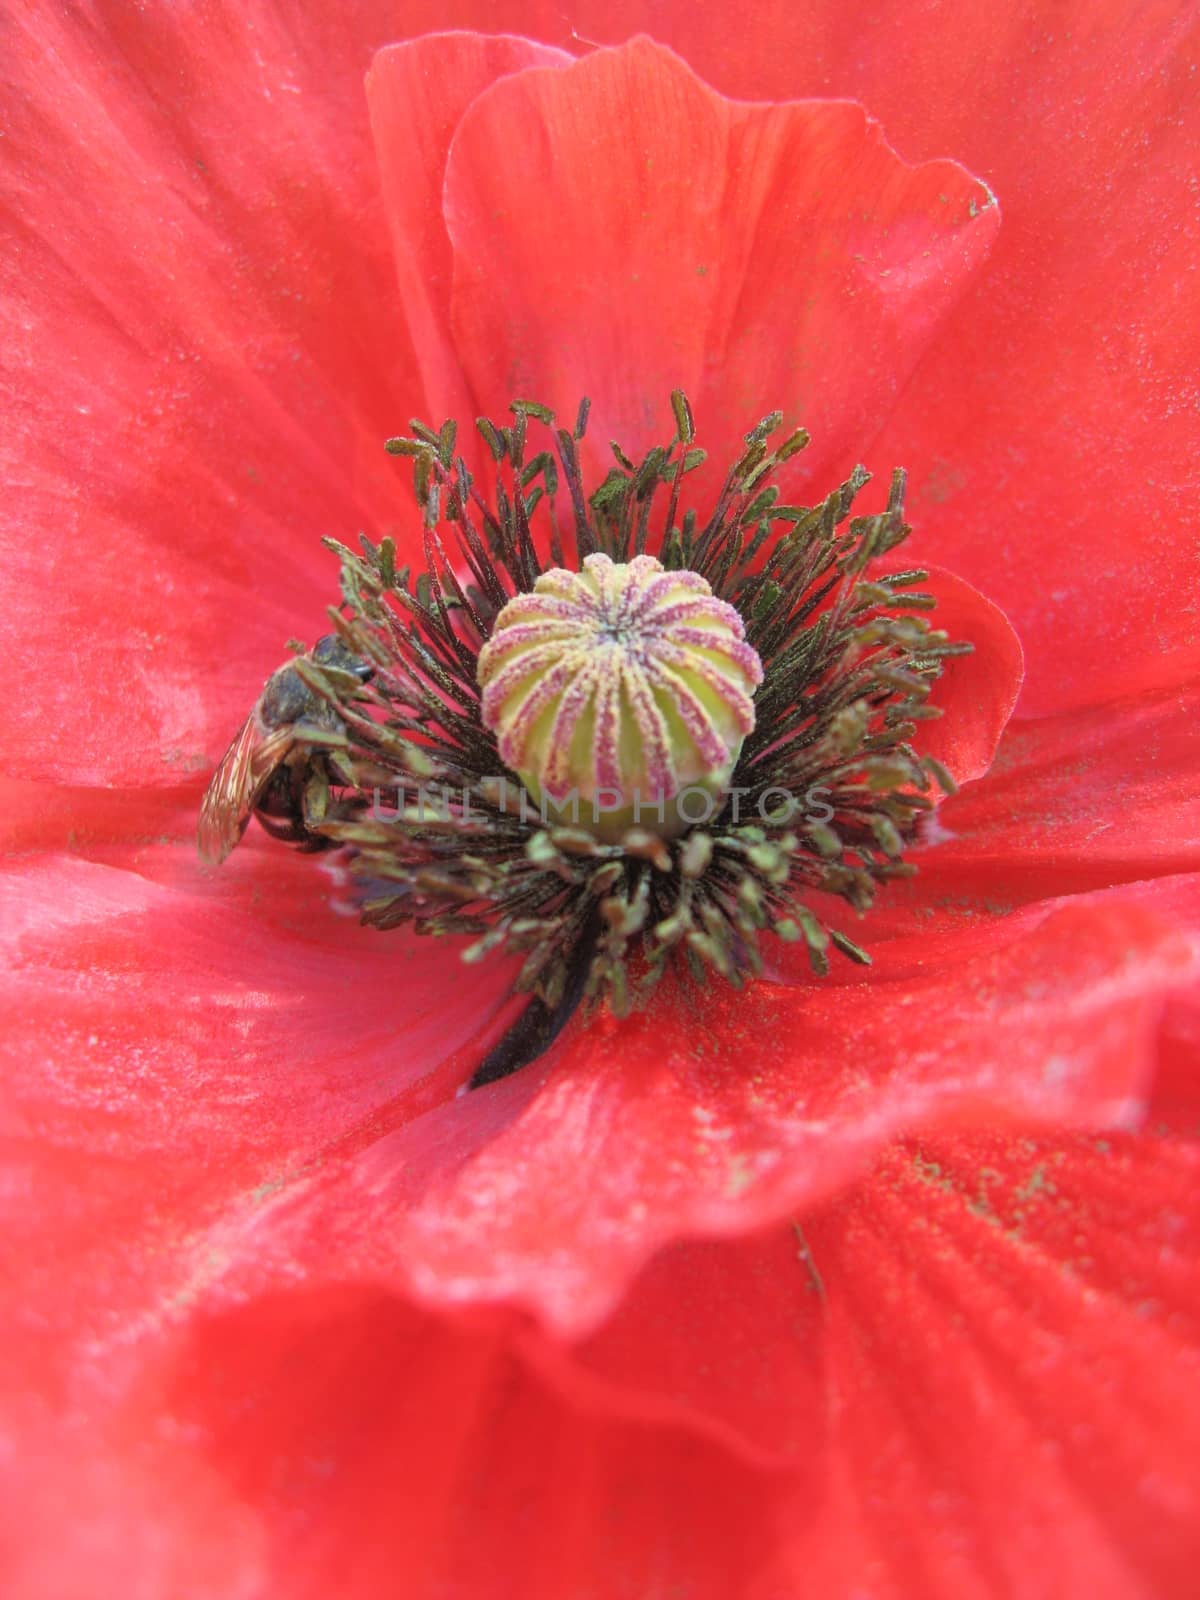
[198,716,295,866]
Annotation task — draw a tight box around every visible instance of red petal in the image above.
[12,1,1196,772]
[819,652,1200,967]
[9,1127,1199,1597]
[0,835,515,1402]
[550,0,1199,718]
[6,808,1192,1345]
[185,880,1196,1336]
[895,563,1023,787]
[436,38,996,497]
[6,1285,788,1600]
[773,1128,1200,1596]
[400,1,1200,715]
[366,33,571,436]
[0,7,425,786]
[521,1227,827,1467]
[919,660,1200,900]
[1149,989,1200,1128]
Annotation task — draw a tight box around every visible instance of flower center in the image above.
[477,553,763,841]
[201,392,970,1088]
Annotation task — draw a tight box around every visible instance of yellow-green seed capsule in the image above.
[477,553,763,840]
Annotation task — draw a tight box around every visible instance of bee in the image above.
[198,634,373,866]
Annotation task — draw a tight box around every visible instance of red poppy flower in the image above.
[3,4,1199,1596]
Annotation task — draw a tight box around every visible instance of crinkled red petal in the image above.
[433,38,996,505]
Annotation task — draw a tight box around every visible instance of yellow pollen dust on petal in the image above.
[476,553,763,841]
